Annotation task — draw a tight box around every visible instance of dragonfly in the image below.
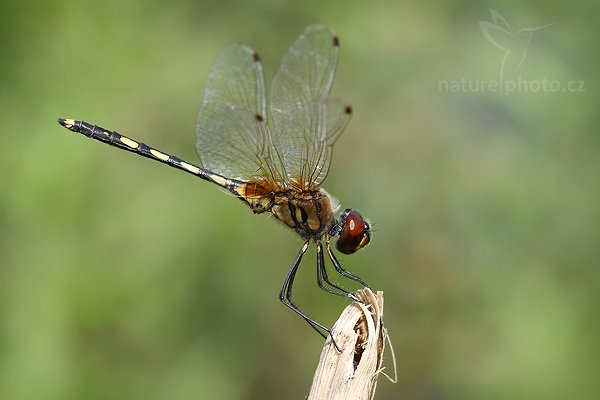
[58,24,371,347]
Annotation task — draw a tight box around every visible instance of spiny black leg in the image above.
[326,239,371,289]
[279,241,328,334]
[316,240,360,302]
[280,241,329,336]
[279,241,341,352]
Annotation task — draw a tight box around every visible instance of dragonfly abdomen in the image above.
[58,118,245,197]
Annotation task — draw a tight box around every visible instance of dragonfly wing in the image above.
[196,44,280,184]
[269,97,352,188]
[305,97,352,186]
[269,24,350,189]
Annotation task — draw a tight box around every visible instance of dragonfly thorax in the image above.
[270,189,335,239]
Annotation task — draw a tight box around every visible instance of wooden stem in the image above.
[307,289,387,400]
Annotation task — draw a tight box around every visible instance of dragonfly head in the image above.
[335,209,371,254]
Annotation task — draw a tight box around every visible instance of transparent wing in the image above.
[305,98,352,185]
[269,97,352,189]
[196,44,280,184]
[269,24,348,189]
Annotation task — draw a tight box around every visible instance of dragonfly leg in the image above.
[326,239,371,289]
[316,240,360,302]
[279,240,342,352]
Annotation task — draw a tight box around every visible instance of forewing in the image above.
[269,24,345,188]
[305,98,353,186]
[196,44,278,183]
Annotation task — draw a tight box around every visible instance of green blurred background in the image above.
[1,0,598,399]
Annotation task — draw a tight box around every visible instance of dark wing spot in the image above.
[344,105,353,115]
[252,51,261,62]
[333,35,340,47]
[255,113,264,122]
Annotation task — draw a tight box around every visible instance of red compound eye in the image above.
[346,211,365,237]
[336,210,371,254]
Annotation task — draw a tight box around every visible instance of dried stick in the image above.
[307,289,387,400]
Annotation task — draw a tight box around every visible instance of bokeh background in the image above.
[1,0,598,399]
